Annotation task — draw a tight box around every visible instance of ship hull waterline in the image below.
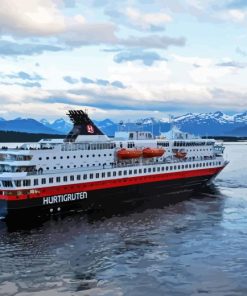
[0,169,223,218]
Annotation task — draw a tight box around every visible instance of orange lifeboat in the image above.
[142,148,165,158]
[174,151,187,159]
[117,148,142,160]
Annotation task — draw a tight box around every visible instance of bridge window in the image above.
[23,180,31,187]
[15,180,21,187]
[3,180,13,187]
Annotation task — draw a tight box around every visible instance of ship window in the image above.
[134,169,137,174]
[73,156,76,158]
[70,175,74,181]
[96,173,99,178]
[178,165,180,169]
[170,166,173,170]
[63,176,67,182]
[174,166,177,170]
[118,171,122,176]
[148,168,151,173]
[144,168,147,173]
[185,165,188,169]
[15,180,21,187]
[46,157,49,160]
[129,170,132,175]
[46,167,49,170]
[80,155,83,158]
[53,167,56,170]
[3,180,13,187]
[67,165,70,168]
[56,177,60,183]
[113,171,116,176]
[189,164,192,168]
[77,175,81,181]
[34,179,39,186]
[182,165,184,169]
[157,167,160,172]
[193,164,195,168]
[39,157,42,160]
[83,174,87,180]
[60,156,63,159]
[166,167,168,171]
[102,172,105,178]
[161,167,164,171]
[42,178,46,184]
[196,163,199,167]
[139,169,142,173]
[90,174,93,179]
[92,154,95,157]
[53,156,56,160]
[153,168,156,172]
[74,165,76,168]
[23,180,31,187]
[49,178,53,184]
[124,170,127,175]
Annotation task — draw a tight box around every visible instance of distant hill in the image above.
[0,111,247,137]
[0,118,61,134]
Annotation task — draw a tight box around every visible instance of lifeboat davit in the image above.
[175,151,187,159]
[117,148,142,160]
[142,148,165,158]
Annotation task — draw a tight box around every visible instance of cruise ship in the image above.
[0,110,228,217]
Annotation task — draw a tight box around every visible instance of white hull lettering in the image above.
[43,192,87,205]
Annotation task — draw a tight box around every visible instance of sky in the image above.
[0,0,247,121]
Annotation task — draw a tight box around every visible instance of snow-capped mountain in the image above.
[0,118,60,134]
[41,118,72,134]
[0,111,246,136]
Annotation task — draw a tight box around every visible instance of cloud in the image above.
[63,76,79,84]
[0,81,42,88]
[81,77,95,84]
[6,71,44,81]
[236,47,247,57]
[81,76,126,88]
[216,61,247,68]
[0,0,66,37]
[125,7,172,30]
[96,79,110,86]
[0,39,63,56]
[227,0,247,9]
[106,7,172,31]
[120,35,186,49]
[114,50,165,66]
[111,81,126,89]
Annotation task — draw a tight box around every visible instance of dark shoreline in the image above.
[0,130,246,143]
[0,130,65,143]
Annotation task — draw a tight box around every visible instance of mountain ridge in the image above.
[0,111,246,136]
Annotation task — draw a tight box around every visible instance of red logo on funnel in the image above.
[87,124,94,134]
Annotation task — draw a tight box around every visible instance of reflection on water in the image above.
[0,143,247,295]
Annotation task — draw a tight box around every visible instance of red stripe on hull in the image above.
[0,166,224,201]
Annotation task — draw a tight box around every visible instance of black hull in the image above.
[1,173,218,219]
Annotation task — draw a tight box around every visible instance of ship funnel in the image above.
[64,110,104,142]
